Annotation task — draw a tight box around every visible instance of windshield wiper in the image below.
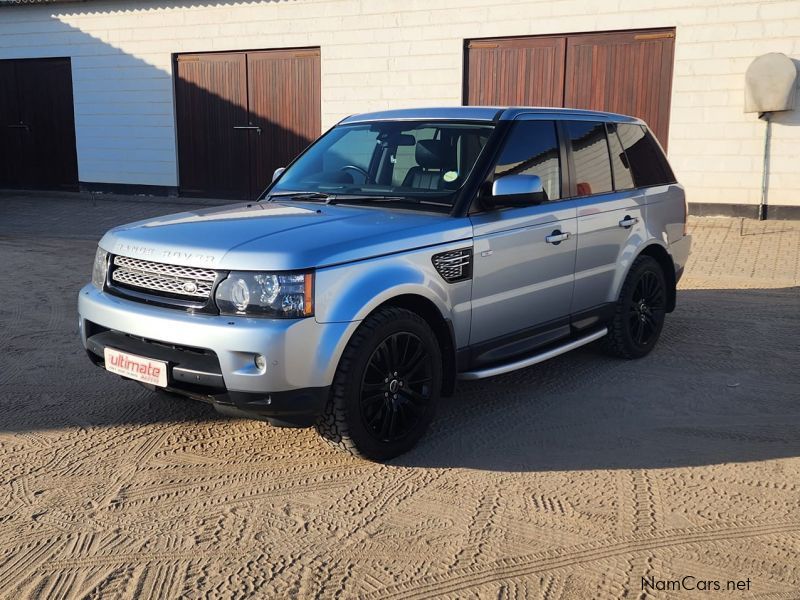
[268,191,330,202]
[325,194,410,205]
[332,195,455,208]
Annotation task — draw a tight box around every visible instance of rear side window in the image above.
[606,123,635,190]
[616,124,676,188]
[565,121,613,197]
[494,120,561,201]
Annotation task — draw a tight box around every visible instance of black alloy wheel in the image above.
[606,255,668,359]
[628,269,666,347]
[315,306,442,461]
[360,332,434,443]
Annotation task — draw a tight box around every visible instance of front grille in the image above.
[110,255,217,300]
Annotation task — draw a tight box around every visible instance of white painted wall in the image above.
[0,0,798,206]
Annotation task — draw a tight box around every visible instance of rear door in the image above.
[568,120,645,317]
[469,118,577,363]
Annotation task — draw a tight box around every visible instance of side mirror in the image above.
[272,167,286,182]
[486,174,546,208]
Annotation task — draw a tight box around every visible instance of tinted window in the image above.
[606,123,634,190]
[566,121,612,197]
[494,120,560,201]
[616,124,675,187]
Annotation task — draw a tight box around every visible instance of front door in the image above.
[469,119,577,365]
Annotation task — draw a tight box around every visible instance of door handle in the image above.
[618,215,639,228]
[545,230,572,245]
[233,125,261,134]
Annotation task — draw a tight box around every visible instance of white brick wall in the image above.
[0,0,798,206]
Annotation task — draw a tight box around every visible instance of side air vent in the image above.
[432,248,473,283]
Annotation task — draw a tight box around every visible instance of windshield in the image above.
[270,120,495,204]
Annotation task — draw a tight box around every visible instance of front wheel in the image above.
[605,255,668,359]
[315,307,442,461]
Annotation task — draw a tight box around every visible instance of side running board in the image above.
[458,327,608,381]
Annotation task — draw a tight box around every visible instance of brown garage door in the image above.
[0,58,79,191]
[175,48,320,200]
[465,29,675,147]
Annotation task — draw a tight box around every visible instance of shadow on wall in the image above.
[0,2,316,199]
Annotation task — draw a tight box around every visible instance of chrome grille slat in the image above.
[113,255,217,281]
[111,255,217,300]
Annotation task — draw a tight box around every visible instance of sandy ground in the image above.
[1,194,799,599]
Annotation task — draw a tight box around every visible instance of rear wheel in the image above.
[605,255,667,359]
[315,306,442,461]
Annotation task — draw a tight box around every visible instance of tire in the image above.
[315,306,442,461]
[605,255,668,359]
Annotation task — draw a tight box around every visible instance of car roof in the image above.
[339,106,645,125]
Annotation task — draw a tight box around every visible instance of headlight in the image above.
[215,271,313,318]
[92,247,109,289]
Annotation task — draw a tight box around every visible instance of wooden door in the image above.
[464,30,676,147]
[0,58,78,190]
[465,37,566,107]
[174,48,321,200]
[175,53,250,199]
[246,49,321,198]
[564,30,675,147]
[17,58,79,190]
[0,60,22,187]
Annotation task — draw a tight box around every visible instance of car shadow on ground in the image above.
[1,242,798,475]
[394,286,800,472]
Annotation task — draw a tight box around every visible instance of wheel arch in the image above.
[633,243,677,312]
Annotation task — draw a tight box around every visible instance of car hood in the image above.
[99,201,472,270]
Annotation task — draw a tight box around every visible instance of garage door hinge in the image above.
[634,32,675,41]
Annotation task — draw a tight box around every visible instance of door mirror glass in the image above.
[272,167,286,182]
[489,174,546,207]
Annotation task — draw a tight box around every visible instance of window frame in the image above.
[492,118,568,203]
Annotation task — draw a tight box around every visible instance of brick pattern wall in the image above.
[0,0,798,205]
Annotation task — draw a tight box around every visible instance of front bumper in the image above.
[78,284,354,425]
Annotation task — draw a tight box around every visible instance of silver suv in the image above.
[79,107,691,460]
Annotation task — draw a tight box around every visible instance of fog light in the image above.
[254,354,267,370]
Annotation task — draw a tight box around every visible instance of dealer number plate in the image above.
[104,347,168,388]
